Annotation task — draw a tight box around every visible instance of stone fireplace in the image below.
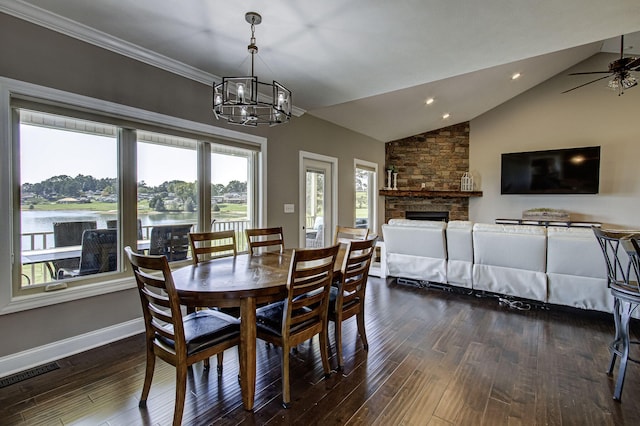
[383,122,475,223]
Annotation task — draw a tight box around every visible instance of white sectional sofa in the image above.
[382,219,610,313]
[472,223,548,302]
[382,219,447,284]
[546,227,611,311]
[445,221,473,289]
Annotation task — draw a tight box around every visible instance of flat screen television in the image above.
[501,146,600,194]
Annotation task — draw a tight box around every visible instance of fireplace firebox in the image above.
[405,211,449,222]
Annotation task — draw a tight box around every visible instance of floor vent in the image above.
[0,362,60,388]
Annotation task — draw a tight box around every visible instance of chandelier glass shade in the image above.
[213,12,292,126]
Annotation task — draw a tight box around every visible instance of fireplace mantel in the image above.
[379,189,482,198]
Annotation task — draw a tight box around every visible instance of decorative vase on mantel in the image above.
[461,172,474,192]
[386,169,393,189]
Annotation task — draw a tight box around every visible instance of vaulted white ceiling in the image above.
[2,0,640,141]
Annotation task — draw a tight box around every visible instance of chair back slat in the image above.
[337,237,377,311]
[283,245,340,336]
[246,227,285,254]
[189,230,237,264]
[334,226,369,245]
[125,247,186,353]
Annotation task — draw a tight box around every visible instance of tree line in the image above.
[22,174,247,212]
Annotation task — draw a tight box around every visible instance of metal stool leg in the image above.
[608,297,622,376]
[613,299,634,401]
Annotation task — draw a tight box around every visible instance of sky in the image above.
[20,125,248,186]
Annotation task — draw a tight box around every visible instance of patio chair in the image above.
[52,220,97,278]
[106,219,143,240]
[149,224,193,261]
[58,228,118,278]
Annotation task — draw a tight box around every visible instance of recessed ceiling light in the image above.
[442,113,450,119]
[426,98,435,105]
[512,73,521,80]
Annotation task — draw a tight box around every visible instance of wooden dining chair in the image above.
[329,236,377,371]
[124,247,241,426]
[255,244,340,408]
[245,227,285,255]
[334,225,369,245]
[189,230,237,264]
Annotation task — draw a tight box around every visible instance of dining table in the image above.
[170,247,345,411]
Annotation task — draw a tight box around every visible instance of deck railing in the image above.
[20,219,251,286]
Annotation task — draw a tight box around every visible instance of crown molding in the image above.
[0,0,305,117]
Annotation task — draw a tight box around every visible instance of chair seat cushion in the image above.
[256,300,314,337]
[611,281,640,298]
[156,310,240,356]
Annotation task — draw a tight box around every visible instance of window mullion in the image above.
[119,129,138,262]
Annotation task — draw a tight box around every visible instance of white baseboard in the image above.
[0,318,144,378]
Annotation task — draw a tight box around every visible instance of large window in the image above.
[2,78,265,310]
[137,132,198,261]
[18,111,120,291]
[354,160,378,234]
[211,147,255,252]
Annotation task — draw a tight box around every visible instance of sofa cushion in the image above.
[382,222,447,283]
[472,224,546,272]
[472,223,547,302]
[546,227,606,278]
[446,221,473,288]
[546,226,611,311]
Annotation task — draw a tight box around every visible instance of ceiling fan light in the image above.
[621,76,637,89]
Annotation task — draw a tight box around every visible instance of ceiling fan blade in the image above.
[568,71,610,75]
[627,57,640,69]
[562,75,612,94]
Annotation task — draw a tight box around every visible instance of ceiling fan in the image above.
[562,35,640,95]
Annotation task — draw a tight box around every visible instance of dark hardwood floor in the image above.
[2,277,640,425]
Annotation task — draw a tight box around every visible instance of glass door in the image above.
[300,154,336,248]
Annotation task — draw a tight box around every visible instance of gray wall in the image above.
[0,13,384,358]
[469,52,640,228]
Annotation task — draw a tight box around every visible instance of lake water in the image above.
[21,210,198,249]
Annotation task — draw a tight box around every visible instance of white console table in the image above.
[495,218,601,228]
[368,240,387,278]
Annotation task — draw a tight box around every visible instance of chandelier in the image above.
[213,12,292,126]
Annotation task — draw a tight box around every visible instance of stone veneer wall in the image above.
[385,122,470,222]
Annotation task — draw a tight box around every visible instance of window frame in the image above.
[354,159,378,234]
[0,77,267,315]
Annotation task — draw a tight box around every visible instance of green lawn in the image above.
[23,201,248,219]
[22,202,119,212]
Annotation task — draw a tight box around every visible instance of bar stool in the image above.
[593,227,640,401]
